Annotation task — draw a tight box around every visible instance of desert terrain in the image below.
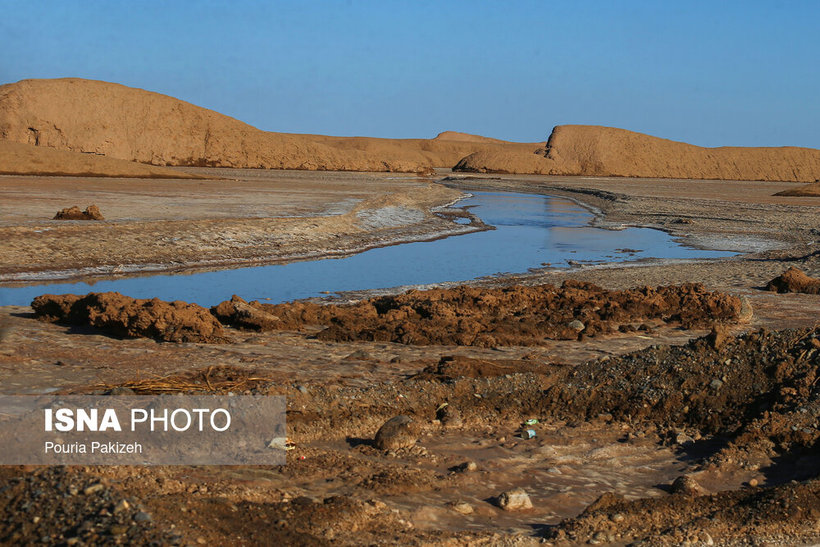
[2,78,820,545]
[1,167,820,545]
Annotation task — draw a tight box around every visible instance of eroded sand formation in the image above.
[0,140,204,179]
[0,78,529,173]
[5,78,817,182]
[454,125,820,182]
[766,267,820,294]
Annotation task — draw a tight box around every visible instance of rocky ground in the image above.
[1,170,819,545]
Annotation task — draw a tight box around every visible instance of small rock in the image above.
[344,349,372,360]
[670,475,707,496]
[455,461,478,473]
[710,378,724,390]
[496,487,533,511]
[450,500,474,515]
[705,324,730,350]
[675,432,695,445]
[568,320,585,332]
[610,513,625,523]
[109,524,129,536]
[113,499,130,513]
[546,467,562,474]
[590,531,608,544]
[297,385,308,394]
[134,511,152,523]
[436,404,462,427]
[374,415,418,450]
[83,483,104,495]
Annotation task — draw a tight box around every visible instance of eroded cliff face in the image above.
[0,140,205,178]
[455,124,820,182]
[0,78,523,173]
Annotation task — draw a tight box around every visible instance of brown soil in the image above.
[548,479,820,545]
[3,169,820,545]
[53,204,104,220]
[766,267,820,294]
[2,321,819,545]
[31,292,228,343]
[0,78,536,173]
[540,327,820,545]
[0,140,204,179]
[775,182,820,196]
[217,282,743,347]
[413,355,550,381]
[454,125,820,182]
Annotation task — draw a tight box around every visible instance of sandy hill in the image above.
[455,125,820,182]
[5,79,817,182]
[0,78,523,173]
[433,131,507,143]
[0,140,204,178]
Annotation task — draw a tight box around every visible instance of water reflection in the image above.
[0,191,734,307]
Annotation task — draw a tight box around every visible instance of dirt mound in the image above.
[774,182,820,196]
[53,204,104,220]
[540,327,820,436]
[0,140,204,179]
[0,78,526,173]
[765,267,820,294]
[221,281,742,347]
[454,125,820,182]
[31,292,228,343]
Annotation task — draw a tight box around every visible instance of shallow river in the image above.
[0,191,733,307]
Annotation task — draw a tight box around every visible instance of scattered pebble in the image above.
[450,500,474,515]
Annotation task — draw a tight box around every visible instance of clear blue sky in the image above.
[2,1,818,147]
